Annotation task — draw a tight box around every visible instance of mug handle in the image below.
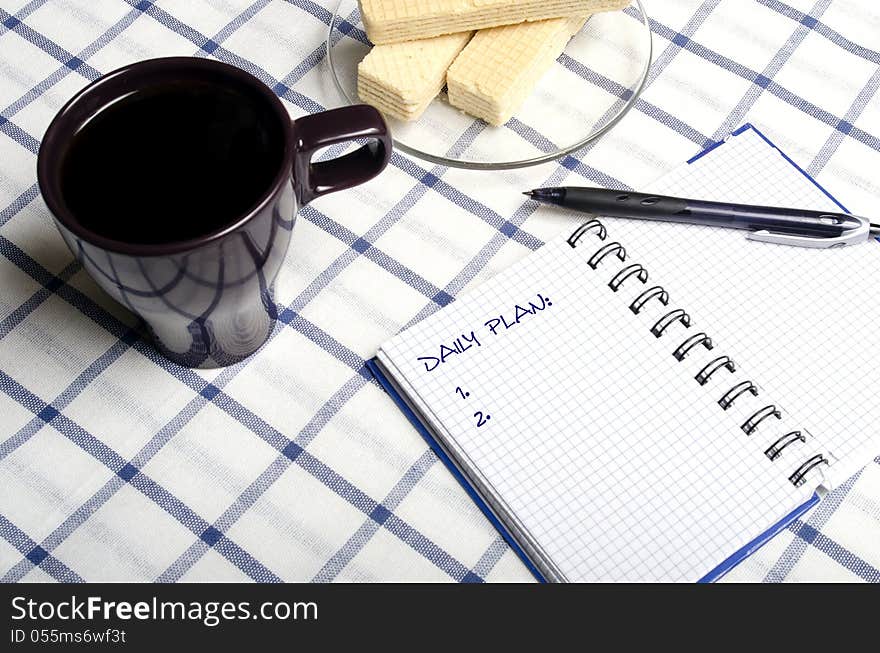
[291,104,392,205]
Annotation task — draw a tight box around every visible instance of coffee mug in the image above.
[37,57,391,367]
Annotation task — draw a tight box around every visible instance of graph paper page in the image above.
[378,236,812,582]
[604,126,880,486]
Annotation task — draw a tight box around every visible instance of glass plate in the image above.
[326,0,652,170]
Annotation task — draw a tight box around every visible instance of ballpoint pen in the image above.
[524,186,880,248]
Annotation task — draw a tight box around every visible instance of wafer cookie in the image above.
[359,0,626,44]
[447,16,586,126]
[358,31,473,121]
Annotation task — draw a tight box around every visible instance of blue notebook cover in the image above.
[368,124,837,583]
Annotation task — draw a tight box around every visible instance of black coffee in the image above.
[60,80,284,245]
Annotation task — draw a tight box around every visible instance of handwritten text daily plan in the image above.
[416,293,554,373]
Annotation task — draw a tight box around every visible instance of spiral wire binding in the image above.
[766,431,806,461]
[588,242,626,269]
[672,332,713,361]
[609,264,648,292]
[569,220,828,490]
[741,405,782,435]
[651,309,691,337]
[695,356,736,385]
[789,454,829,487]
[718,380,758,410]
[567,220,606,247]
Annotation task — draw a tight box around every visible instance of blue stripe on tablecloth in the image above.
[712,0,832,141]
[0,513,82,582]
[472,537,509,579]
[299,205,446,303]
[789,516,880,581]
[391,161,544,252]
[155,456,291,582]
[646,14,880,152]
[131,1,222,53]
[0,368,282,582]
[290,179,440,312]
[380,510,482,583]
[282,0,334,26]
[272,2,362,103]
[311,449,437,582]
[0,260,77,341]
[297,447,477,581]
[503,118,630,189]
[2,8,145,120]
[0,371,129,471]
[278,309,369,375]
[0,0,46,37]
[3,398,231,583]
[0,7,101,81]
[0,5,143,154]
[155,343,481,582]
[0,184,39,228]
[211,0,271,43]
[808,65,880,175]
[0,117,40,153]
[0,234,209,401]
[650,0,722,78]
[764,469,863,582]
[129,473,282,582]
[126,0,326,116]
[557,54,712,148]
[0,333,132,461]
[5,482,123,581]
[759,0,880,65]
[405,165,567,329]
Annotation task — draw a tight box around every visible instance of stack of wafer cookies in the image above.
[356,0,629,125]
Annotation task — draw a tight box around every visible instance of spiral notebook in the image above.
[368,125,880,582]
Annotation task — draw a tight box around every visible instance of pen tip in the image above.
[523,187,564,205]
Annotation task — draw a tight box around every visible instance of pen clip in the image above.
[745,215,872,248]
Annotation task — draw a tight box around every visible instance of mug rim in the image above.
[37,56,294,257]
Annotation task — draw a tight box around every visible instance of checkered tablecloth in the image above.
[1,0,878,583]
